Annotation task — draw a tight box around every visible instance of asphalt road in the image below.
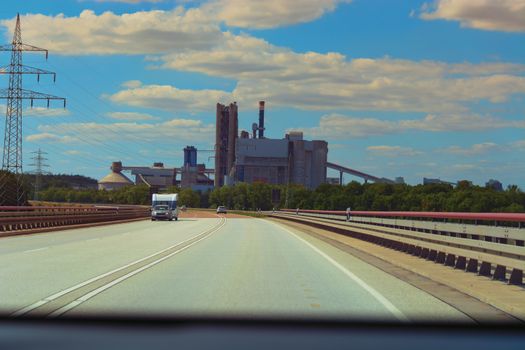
[0,215,471,322]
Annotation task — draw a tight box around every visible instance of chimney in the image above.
[258,101,265,139]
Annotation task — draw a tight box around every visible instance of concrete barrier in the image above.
[0,205,150,235]
[274,209,525,285]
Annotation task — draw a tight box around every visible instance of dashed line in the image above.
[11,217,226,318]
[23,247,49,253]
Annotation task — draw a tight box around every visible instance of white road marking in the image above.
[269,220,409,322]
[11,217,226,317]
[23,247,49,253]
[48,221,225,318]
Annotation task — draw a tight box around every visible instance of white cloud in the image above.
[1,8,223,55]
[63,150,83,155]
[24,107,70,117]
[452,163,478,171]
[31,118,214,144]
[420,0,525,32]
[6,5,525,116]
[366,145,423,157]
[108,84,232,111]
[206,0,349,29]
[440,142,502,155]
[159,34,525,112]
[107,111,158,120]
[0,105,70,117]
[511,140,525,150]
[120,80,142,88]
[93,0,164,3]
[26,133,75,143]
[301,113,525,139]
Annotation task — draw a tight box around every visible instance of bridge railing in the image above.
[0,205,150,234]
[275,209,525,285]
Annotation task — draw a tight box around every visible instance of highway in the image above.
[0,213,472,321]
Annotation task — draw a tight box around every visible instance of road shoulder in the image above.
[269,217,524,323]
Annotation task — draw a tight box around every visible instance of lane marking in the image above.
[11,217,225,317]
[268,220,409,322]
[23,247,49,253]
[48,221,225,317]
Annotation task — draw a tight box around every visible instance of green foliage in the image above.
[38,184,151,205]
[178,188,200,208]
[0,170,29,205]
[33,181,525,213]
[210,181,524,212]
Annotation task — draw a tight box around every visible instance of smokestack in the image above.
[258,101,265,139]
[111,161,122,173]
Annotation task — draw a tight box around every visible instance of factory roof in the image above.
[98,171,133,185]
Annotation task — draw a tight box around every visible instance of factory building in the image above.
[214,100,328,189]
[98,155,213,193]
[180,146,214,192]
[116,162,177,193]
[98,161,134,190]
[486,179,503,191]
[235,131,328,189]
[215,102,238,187]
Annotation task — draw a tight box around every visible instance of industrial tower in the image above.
[0,14,65,205]
[29,148,50,201]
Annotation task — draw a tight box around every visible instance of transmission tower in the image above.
[0,13,65,205]
[28,148,50,201]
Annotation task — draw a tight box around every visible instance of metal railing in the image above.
[274,209,525,285]
[0,205,150,234]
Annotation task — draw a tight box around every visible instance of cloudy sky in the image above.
[0,0,524,186]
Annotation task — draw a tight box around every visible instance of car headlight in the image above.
[152,211,157,215]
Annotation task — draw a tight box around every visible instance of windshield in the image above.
[0,0,523,325]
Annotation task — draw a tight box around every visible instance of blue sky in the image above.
[0,0,524,187]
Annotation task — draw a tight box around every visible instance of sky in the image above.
[0,0,524,187]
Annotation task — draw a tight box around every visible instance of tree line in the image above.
[209,181,525,212]
[2,171,524,212]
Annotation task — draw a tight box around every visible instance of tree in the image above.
[0,170,29,205]
[178,188,200,208]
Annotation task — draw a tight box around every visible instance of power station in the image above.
[99,100,399,191]
[213,101,328,189]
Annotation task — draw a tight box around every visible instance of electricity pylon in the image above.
[0,13,65,205]
[28,148,50,201]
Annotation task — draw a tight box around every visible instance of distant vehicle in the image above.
[151,193,179,221]
[151,205,174,221]
[216,206,227,214]
[180,205,187,212]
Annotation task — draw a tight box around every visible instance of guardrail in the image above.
[0,205,150,234]
[274,209,525,285]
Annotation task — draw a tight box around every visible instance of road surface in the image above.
[0,214,471,321]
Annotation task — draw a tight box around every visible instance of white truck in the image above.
[151,193,179,221]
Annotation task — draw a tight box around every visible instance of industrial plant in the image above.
[99,100,401,192]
